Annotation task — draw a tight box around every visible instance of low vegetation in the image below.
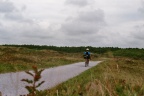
[0,45,144,96]
[21,66,45,96]
[0,45,84,73]
[41,58,144,96]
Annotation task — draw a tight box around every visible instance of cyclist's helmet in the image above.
[86,48,89,51]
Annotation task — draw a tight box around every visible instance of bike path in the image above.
[0,61,101,96]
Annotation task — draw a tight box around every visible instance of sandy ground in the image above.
[0,61,101,96]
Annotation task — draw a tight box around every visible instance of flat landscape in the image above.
[0,61,100,96]
[0,45,144,96]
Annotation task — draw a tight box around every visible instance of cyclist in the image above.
[83,48,91,67]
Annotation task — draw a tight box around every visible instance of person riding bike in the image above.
[83,48,91,67]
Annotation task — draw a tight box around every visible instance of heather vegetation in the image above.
[38,59,144,96]
[0,45,144,96]
[4,44,144,59]
[0,45,84,73]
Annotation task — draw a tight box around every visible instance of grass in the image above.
[0,46,85,73]
[38,58,144,96]
[1,46,144,96]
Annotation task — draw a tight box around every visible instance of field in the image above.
[39,58,144,96]
[0,45,144,96]
[0,46,84,73]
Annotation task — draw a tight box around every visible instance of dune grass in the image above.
[38,58,144,96]
[1,46,144,96]
[0,46,84,73]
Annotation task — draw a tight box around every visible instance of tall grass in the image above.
[40,58,144,96]
[0,46,84,73]
[1,46,144,95]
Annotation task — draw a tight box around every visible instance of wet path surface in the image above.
[0,61,101,96]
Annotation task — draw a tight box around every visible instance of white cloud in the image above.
[0,0,144,47]
[65,0,88,7]
[58,8,108,46]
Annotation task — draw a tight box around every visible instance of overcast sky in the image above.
[0,0,144,48]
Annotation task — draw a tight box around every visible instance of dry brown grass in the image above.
[0,46,83,73]
[42,58,144,96]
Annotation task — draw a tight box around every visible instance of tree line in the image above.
[2,44,144,59]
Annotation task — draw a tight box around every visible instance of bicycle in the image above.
[85,59,89,67]
[83,48,91,67]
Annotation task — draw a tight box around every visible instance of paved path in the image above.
[0,61,101,96]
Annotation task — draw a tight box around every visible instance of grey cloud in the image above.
[65,0,89,7]
[20,22,59,40]
[60,9,106,46]
[4,12,33,23]
[0,0,29,22]
[0,21,57,45]
[0,0,16,13]
[4,12,23,21]
[77,10,105,23]
[62,32,106,46]
[124,24,144,48]
[139,1,144,14]
[21,5,26,11]
[0,27,16,44]
[61,9,106,36]
[131,24,144,40]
